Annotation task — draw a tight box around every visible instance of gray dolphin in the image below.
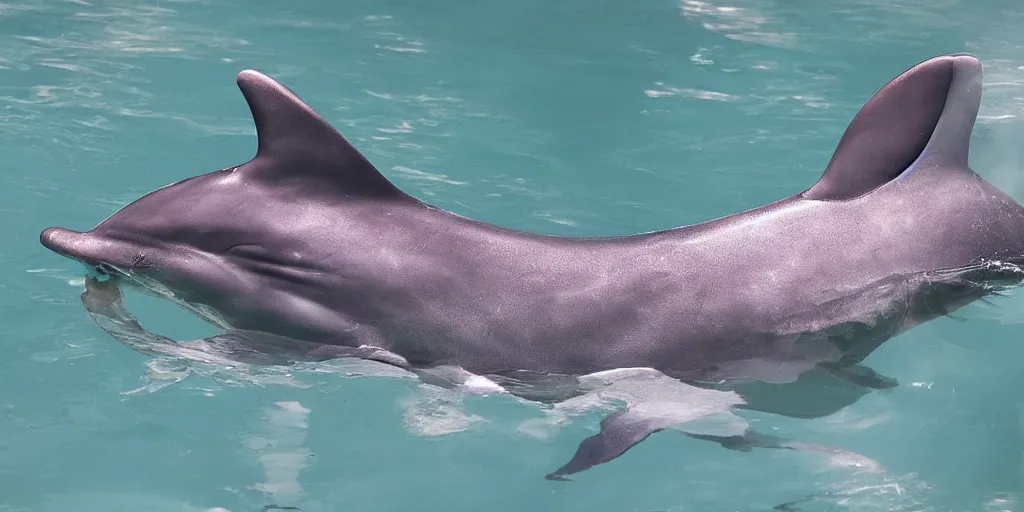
[40,54,1024,479]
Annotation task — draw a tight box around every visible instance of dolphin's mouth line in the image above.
[93,262,120,279]
[86,261,235,331]
[86,264,157,302]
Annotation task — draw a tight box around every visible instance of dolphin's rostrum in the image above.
[40,54,1024,480]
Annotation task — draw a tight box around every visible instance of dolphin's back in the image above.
[368,54,1024,374]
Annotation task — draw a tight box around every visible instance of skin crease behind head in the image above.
[37,54,1024,382]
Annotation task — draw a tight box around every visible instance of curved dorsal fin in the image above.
[802,54,980,201]
[234,69,413,201]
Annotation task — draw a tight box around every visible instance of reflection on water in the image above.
[246,401,312,508]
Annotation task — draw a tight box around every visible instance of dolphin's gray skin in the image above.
[39,54,1024,479]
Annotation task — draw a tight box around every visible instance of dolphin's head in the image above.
[40,172,231,277]
[39,169,264,319]
[40,68,419,333]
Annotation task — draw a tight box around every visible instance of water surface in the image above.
[5,0,1024,510]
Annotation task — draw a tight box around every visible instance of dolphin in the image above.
[39,53,1024,480]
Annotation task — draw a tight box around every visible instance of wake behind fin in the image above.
[683,429,797,452]
[234,69,416,202]
[818,362,899,390]
[802,54,982,201]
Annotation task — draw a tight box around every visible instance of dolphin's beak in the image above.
[40,227,87,259]
[40,226,135,272]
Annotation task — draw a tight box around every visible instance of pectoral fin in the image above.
[545,409,667,481]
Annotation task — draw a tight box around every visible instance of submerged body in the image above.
[38,53,1024,480]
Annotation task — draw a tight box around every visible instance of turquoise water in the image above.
[6,0,1024,510]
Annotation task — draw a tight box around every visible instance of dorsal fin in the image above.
[234,69,413,201]
[802,54,982,201]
